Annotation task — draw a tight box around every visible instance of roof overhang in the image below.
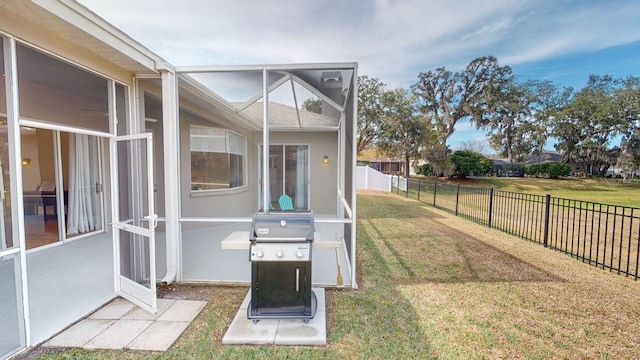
[3,0,170,75]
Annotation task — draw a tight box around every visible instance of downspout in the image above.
[159,67,180,284]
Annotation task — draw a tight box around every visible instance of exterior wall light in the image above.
[22,158,30,166]
[323,155,329,164]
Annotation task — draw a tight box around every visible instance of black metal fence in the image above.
[391,177,640,280]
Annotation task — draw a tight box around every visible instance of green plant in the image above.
[450,150,492,177]
[526,162,571,179]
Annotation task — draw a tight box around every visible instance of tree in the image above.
[412,56,512,146]
[523,80,574,162]
[421,141,453,177]
[552,75,625,175]
[377,88,433,178]
[480,78,533,163]
[460,139,490,154]
[357,76,387,154]
[615,153,638,180]
[301,98,322,114]
[616,76,640,165]
[450,150,492,178]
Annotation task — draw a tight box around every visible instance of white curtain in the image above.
[67,134,97,235]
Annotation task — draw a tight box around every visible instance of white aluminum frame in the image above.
[3,35,31,348]
[109,132,157,313]
[175,63,358,288]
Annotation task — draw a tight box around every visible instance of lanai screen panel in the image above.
[186,67,354,130]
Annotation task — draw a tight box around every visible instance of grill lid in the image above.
[250,211,314,242]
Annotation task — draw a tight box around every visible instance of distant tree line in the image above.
[356,56,640,178]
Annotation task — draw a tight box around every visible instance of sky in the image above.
[79,0,640,152]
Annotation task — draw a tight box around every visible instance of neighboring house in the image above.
[0,1,357,357]
[491,159,514,177]
[360,157,426,176]
[524,151,564,164]
[368,158,405,175]
[492,151,564,177]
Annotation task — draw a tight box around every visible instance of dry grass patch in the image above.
[372,192,640,359]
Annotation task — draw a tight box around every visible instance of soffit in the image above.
[1,0,161,75]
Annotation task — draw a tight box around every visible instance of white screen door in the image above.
[110,133,157,313]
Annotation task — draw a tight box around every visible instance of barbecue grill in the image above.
[248,211,317,322]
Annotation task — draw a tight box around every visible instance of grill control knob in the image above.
[256,250,264,258]
[276,249,284,258]
[296,250,304,258]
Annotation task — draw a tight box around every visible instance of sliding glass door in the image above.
[260,145,309,211]
[21,128,104,249]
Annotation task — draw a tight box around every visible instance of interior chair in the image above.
[278,194,294,211]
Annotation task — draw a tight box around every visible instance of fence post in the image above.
[433,178,437,206]
[488,188,494,228]
[543,194,551,247]
[455,184,460,216]
[417,179,421,201]
[405,178,409,198]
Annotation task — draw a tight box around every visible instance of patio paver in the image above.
[43,297,207,351]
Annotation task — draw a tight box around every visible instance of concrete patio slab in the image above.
[122,299,176,321]
[43,297,207,352]
[43,319,115,348]
[274,311,326,346]
[222,311,279,345]
[222,288,326,346]
[84,319,153,349]
[127,321,191,351]
[157,300,207,322]
[88,298,136,320]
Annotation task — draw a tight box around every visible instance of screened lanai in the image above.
[164,65,358,288]
[1,1,357,357]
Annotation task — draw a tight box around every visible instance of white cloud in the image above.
[78,0,640,87]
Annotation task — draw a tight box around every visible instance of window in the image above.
[190,126,246,191]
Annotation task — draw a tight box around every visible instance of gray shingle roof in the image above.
[237,102,339,128]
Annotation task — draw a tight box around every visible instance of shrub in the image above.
[525,162,571,179]
[548,162,571,178]
[450,150,492,177]
[417,164,432,176]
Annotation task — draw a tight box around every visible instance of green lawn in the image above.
[31,191,640,359]
[443,177,640,208]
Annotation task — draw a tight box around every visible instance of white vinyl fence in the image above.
[391,175,407,191]
[356,166,392,192]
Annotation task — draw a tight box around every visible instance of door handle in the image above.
[143,214,158,229]
[295,267,300,292]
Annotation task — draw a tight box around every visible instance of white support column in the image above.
[338,112,346,217]
[262,67,270,213]
[4,36,31,346]
[350,66,358,289]
[161,69,181,283]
